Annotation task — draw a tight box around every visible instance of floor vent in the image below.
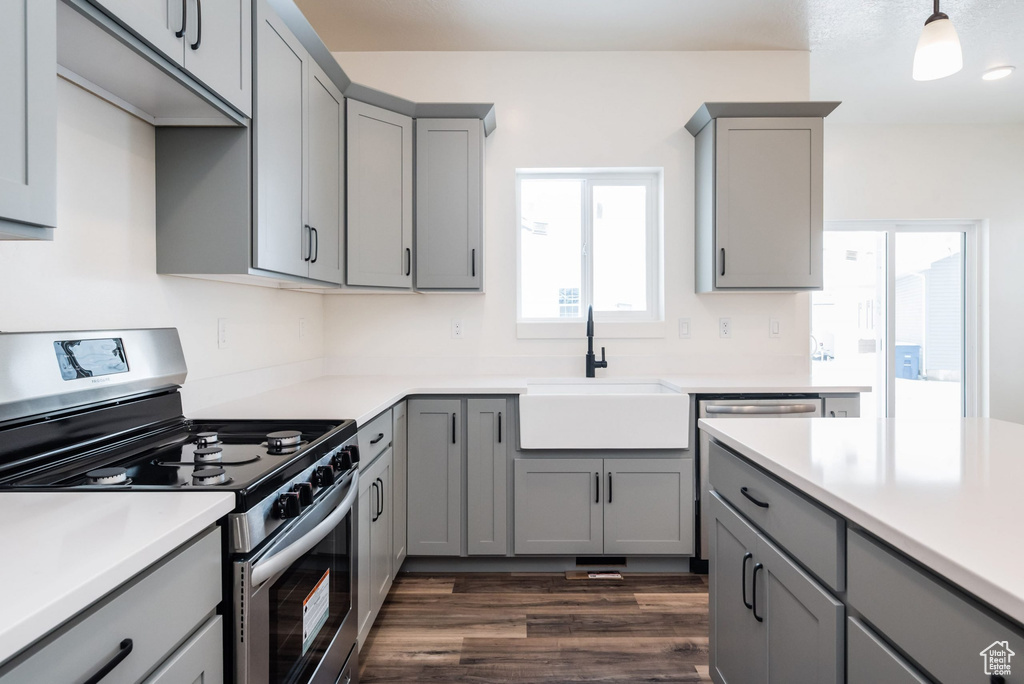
[575,556,626,566]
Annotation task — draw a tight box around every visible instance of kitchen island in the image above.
[699,416,1024,683]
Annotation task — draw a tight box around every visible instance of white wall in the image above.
[326,51,813,377]
[0,81,325,411]
[825,123,1024,422]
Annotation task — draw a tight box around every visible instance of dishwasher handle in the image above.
[705,403,819,415]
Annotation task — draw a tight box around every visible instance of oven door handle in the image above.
[251,470,359,587]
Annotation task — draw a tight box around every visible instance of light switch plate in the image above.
[678,318,691,338]
[769,318,781,338]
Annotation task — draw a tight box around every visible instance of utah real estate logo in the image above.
[980,640,1015,677]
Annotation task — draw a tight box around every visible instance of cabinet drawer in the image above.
[142,615,223,684]
[1,527,221,684]
[847,617,927,684]
[708,440,844,591]
[848,529,1024,684]
[359,409,393,466]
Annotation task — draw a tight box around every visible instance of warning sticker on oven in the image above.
[302,569,330,655]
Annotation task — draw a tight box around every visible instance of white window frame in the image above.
[821,220,986,418]
[516,168,663,339]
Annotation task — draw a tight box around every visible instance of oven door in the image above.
[235,470,359,684]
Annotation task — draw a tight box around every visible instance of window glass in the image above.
[520,179,582,319]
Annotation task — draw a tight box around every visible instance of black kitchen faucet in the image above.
[585,305,608,378]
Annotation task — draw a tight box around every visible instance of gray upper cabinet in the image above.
[415,119,484,291]
[0,0,56,240]
[253,0,344,284]
[686,102,839,292]
[466,399,507,555]
[347,99,413,288]
[603,458,693,555]
[407,399,462,556]
[89,0,252,116]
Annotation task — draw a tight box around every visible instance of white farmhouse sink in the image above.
[518,378,690,450]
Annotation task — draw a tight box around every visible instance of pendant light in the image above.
[912,0,963,81]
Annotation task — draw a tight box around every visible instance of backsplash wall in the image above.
[0,81,326,411]
[325,51,814,377]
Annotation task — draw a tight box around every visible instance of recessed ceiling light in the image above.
[982,66,1016,81]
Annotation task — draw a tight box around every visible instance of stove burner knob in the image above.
[314,465,336,487]
[292,482,313,506]
[345,444,360,465]
[274,492,302,519]
[332,449,353,471]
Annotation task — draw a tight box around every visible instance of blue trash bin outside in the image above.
[895,345,921,379]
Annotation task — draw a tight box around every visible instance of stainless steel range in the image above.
[0,328,360,684]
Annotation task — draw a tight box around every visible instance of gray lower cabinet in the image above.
[357,446,393,650]
[88,0,252,116]
[392,401,408,570]
[514,458,603,555]
[604,458,693,555]
[407,399,462,555]
[415,118,484,291]
[823,394,860,418]
[254,0,344,284]
[466,399,508,555]
[708,493,843,684]
[514,457,692,555]
[0,527,222,683]
[0,0,56,240]
[847,617,929,684]
[347,99,413,288]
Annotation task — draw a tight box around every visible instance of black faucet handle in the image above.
[596,346,608,369]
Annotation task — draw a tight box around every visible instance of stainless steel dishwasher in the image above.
[696,396,823,558]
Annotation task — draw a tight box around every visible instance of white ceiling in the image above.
[295,0,1024,123]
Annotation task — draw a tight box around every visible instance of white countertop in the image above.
[198,374,870,426]
[0,492,234,663]
[698,417,1024,625]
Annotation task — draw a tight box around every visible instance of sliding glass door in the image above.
[812,223,976,418]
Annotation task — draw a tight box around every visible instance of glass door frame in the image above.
[822,220,985,418]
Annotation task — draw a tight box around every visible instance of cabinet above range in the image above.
[686,102,839,293]
[155,0,495,291]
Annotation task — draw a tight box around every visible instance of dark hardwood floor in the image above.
[359,572,711,683]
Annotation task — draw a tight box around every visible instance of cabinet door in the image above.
[369,449,393,615]
[603,458,693,555]
[513,458,603,555]
[356,465,373,649]
[181,0,252,117]
[467,399,507,555]
[708,493,766,684]
[89,0,183,63]
[715,117,822,289]
[253,2,308,278]
[142,615,223,684]
[391,402,408,570]
[415,119,483,290]
[346,100,413,288]
[0,0,56,237]
[407,399,462,555]
[306,62,344,284]
[758,533,844,684]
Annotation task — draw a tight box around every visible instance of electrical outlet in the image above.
[769,317,781,338]
[217,318,229,349]
[719,317,732,339]
[452,319,463,339]
[678,318,691,338]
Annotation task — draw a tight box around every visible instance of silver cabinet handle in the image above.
[705,404,819,415]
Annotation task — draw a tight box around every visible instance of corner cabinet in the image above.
[686,102,839,292]
[0,0,56,240]
[347,100,413,288]
[89,0,252,117]
[513,457,693,556]
[415,119,484,291]
[254,0,344,284]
